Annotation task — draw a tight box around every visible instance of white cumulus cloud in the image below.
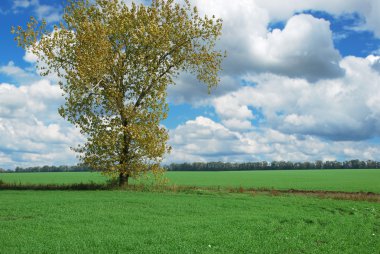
[12,0,61,23]
[0,80,82,169]
[210,55,380,141]
[167,117,380,163]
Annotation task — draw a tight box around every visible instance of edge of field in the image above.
[1,180,379,203]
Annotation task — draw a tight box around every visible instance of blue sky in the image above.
[1,0,380,169]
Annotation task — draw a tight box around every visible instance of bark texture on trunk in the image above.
[119,172,129,187]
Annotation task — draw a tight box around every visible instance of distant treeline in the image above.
[1,159,380,173]
[165,160,380,171]
[0,165,93,173]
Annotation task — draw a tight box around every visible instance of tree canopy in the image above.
[13,0,224,185]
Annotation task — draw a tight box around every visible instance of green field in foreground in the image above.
[1,169,380,193]
[0,190,379,254]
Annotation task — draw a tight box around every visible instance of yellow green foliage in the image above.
[13,0,224,183]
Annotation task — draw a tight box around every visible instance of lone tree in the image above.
[13,0,224,186]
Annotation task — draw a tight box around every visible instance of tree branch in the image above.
[132,37,191,111]
[133,63,174,111]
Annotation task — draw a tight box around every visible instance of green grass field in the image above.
[0,172,107,185]
[1,169,380,193]
[166,170,380,193]
[0,190,379,254]
[1,170,379,253]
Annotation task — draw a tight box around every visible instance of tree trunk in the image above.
[119,172,129,187]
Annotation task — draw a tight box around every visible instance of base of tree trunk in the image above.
[119,173,129,187]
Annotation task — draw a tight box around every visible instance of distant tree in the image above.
[350,159,360,169]
[366,160,377,169]
[13,0,224,185]
[334,161,343,169]
[315,160,323,169]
